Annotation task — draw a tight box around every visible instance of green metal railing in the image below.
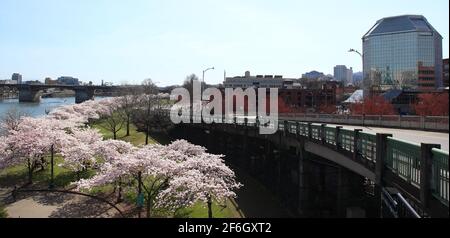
[339,129,355,153]
[288,121,297,134]
[386,138,421,187]
[298,122,309,137]
[357,132,377,162]
[431,148,449,206]
[311,124,321,140]
[325,127,336,145]
[278,121,285,131]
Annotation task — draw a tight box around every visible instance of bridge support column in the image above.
[297,139,308,216]
[320,124,327,144]
[337,168,367,218]
[242,121,249,170]
[335,126,343,150]
[307,123,312,140]
[74,87,95,104]
[420,143,441,213]
[375,133,392,218]
[18,86,40,103]
[353,129,363,160]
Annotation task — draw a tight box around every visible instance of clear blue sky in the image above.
[0,0,448,86]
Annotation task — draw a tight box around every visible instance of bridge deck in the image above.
[326,124,449,151]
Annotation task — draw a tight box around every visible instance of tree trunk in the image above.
[138,172,142,218]
[27,158,33,185]
[146,195,152,218]
[117,178,123,203]
[126,117,130,136]
[113,131,117,140]
[40,157,45,171]
[207,195,213,218]
[145,124,149,145]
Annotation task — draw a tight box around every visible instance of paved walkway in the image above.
[1,189,119,218]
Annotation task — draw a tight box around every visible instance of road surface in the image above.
[326,124,449,152]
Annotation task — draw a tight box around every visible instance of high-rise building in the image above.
[334,65,353,85]
[443,58,449,88]
[12,73,22,84]
[363,15,443,92]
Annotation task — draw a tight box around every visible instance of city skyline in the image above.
[0,0,449,86]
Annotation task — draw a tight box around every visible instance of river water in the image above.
[0,97,102,118]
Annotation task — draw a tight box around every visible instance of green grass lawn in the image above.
[91,120,155,146]
[0,156,95,189]
[0,205,7,218]
[177,200,241,218]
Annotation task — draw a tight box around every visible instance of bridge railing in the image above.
[324,126,337,146]
[174,113,449,210]
[386,138,422,188]
[279,113,449,132]
[432,148,449,206]
[357,131,377,162]
[275,119,448,209]
[338,128,355,153]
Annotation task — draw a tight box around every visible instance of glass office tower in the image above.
[363,15,443,92]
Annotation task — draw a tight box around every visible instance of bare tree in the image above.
[131,78,175,145]
[99,103,125,140]
[140,79,159,145]
[133,94,172,145]
[118,90,140,137]
[142,78,159,95]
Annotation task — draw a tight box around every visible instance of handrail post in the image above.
[321,124,327,144]
[420,143,441,212]
[284,120,288,136]
[375,133,392,185]
[353,129,363,160]
[307,123,312,140]
[335,126,343,151]
[375,133,392,218]
[296,121,300,139]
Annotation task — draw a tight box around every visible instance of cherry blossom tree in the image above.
[0,107,29,136]
[59,128,103,179]
[75,145,180,217]
[74,140,241,218]
[2,117,77,184]
[162,140,242,217]
[93,139,136,202]
[0,137,13,169]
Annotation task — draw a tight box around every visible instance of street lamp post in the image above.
[349,49,366,123]
[202,67,215,93]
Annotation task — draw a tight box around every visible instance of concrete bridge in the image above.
[170,116,449,218]
[0,84,136,104]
